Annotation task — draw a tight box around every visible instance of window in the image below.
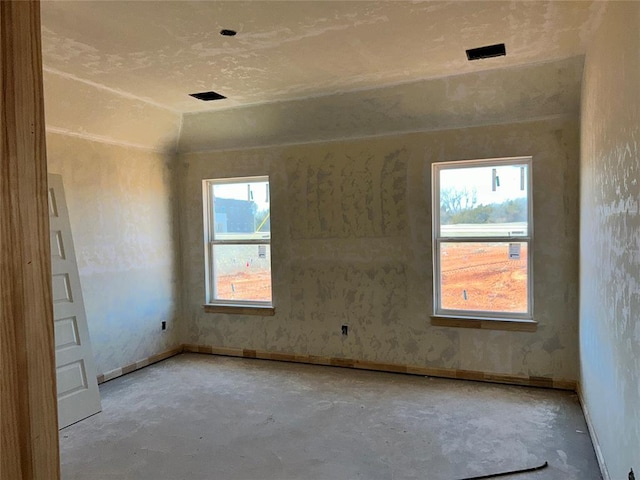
[432,157,532,321]
[203,176,272,307]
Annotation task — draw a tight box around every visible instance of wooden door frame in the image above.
[0,1,61,478]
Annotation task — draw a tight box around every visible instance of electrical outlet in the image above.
[161,321,166,331]
[341,325,348,336]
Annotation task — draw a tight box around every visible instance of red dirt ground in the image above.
[217,270,272,302]
[217,243,528,312]
[441,243,528,313]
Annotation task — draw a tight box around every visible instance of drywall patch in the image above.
[290,264,408,323]
[289,147,408,239]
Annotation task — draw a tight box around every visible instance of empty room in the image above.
[1,1,638,479]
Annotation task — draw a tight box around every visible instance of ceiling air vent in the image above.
[466,43,506,61]
[189,91,227,101]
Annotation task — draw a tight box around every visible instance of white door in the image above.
[49,174,101,429]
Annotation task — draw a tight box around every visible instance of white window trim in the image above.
[432,156,534,322]
[202,175,273,308]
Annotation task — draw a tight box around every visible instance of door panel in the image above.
[49,174,101,429]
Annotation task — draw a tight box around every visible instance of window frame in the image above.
[431,156,534,322]
[202,175,273,308]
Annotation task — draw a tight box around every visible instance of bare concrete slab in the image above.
[60,353,601,480]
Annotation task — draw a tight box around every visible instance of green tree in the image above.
[446,197,527,224]
[440,187,478,223]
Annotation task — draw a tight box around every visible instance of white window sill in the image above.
[203,304,275,316]
[431,315,537,332]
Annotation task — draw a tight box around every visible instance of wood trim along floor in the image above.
[96,346,184,384]
[181,344,577,391]
[95,344,577,392]
[576,382,610,480]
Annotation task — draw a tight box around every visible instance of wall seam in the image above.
[43,66,179,113]
[46,126,165,152]
[178,113,577,156]
[180,55,586,118]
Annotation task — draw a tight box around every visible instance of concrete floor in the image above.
[60,353,601,480]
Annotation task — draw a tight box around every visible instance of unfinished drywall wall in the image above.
[43,57,182,376]
[580,2,640,477]
[178,115,579,382]
[46,133,180,376]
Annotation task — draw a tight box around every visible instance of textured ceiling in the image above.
[40,1,605,114]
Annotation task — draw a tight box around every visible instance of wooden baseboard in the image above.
[95,344,577,392]
[96,346,184,384]
[576,382,610,480]
[182,344,576,391]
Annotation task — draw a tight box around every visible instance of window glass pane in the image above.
[213,244,272,303]
[439,242,528,314]
[213,181,270,240]
[439,164,528,238]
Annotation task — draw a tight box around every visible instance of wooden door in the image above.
[49,174,101,428]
